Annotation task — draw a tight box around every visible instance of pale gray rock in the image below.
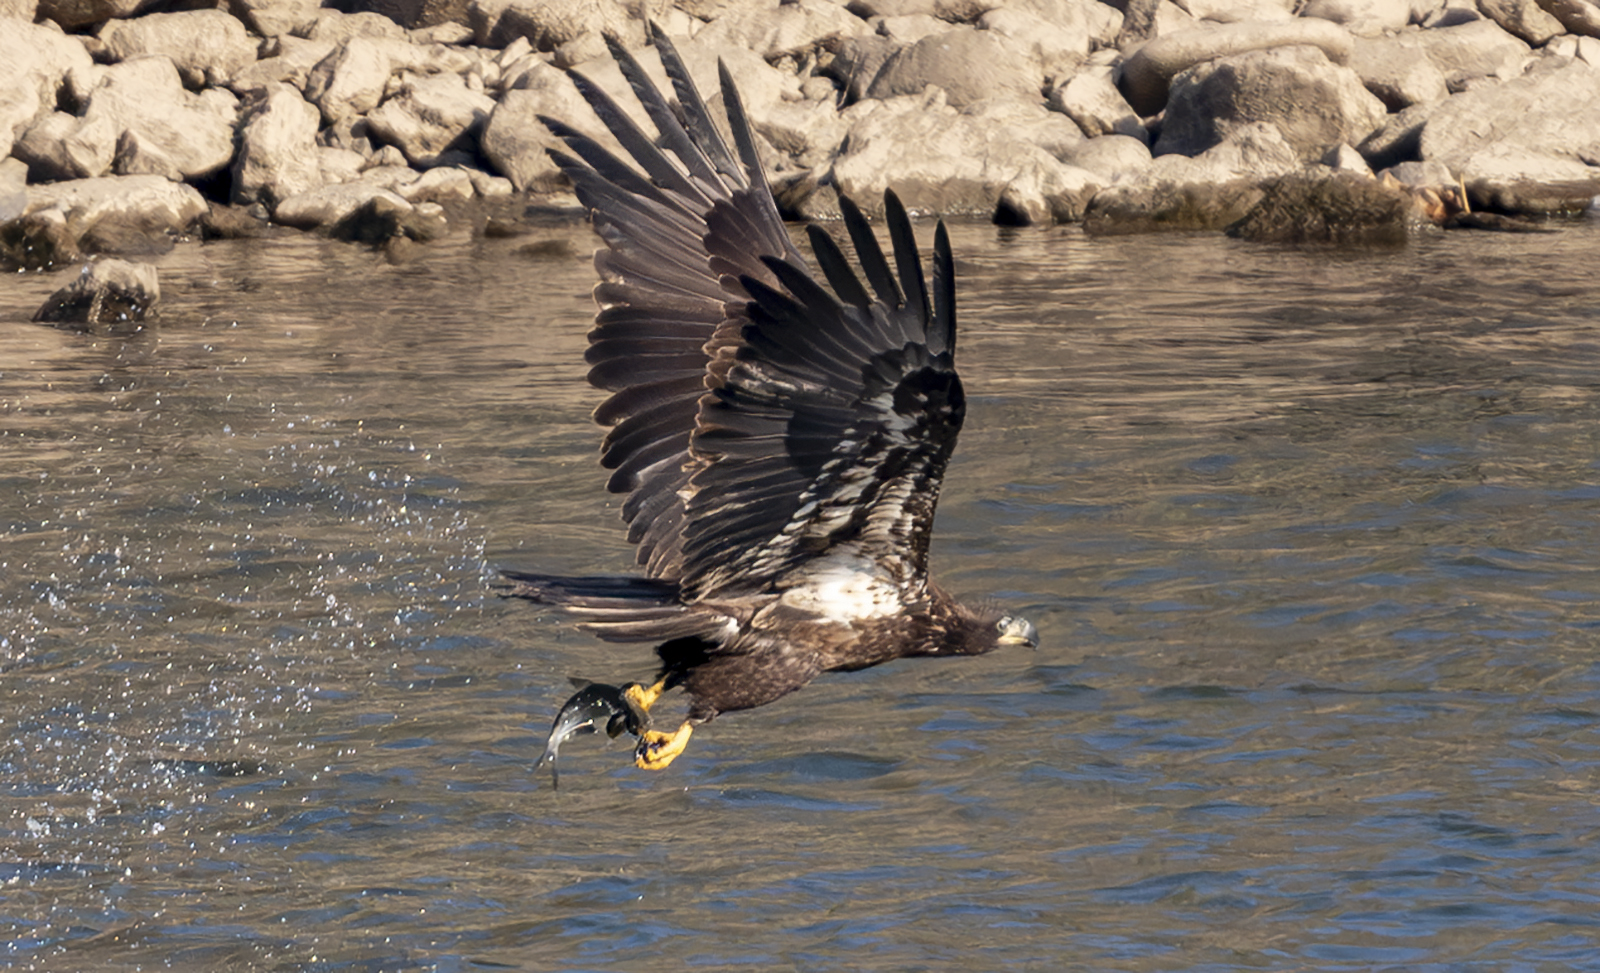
[1536,0,1600,36]
[977,7,1093,79]
[1155,46,1388,164]
[234,83,325,207]
[1118,19,1355,114]
[1322,142,1374,174]
[0,157,25,224]
[1545,32,1600,57]
[396,165,477,204]
[272,181,413,230]
[113,128,185,181]
[411,22,476,45]
[828,34,902,103]
[691,0,872,60]
[1,0,38,19]
[304,38,393,126]
[481,60,612,191]
[867,27,1042,109]
[1379,158,1456,185]
[14,113,85,182]
[366,74,497,168]
[877,13,950,43]
[1301,0,1418,35]
[993,159,1104,225]
[1168,0,1297,21]
[1146,120,1303,183]
[229,0,322,38]
[17,175,207,264]
[1350,32,1451,110]
[99,11,257,88]
[1417,57,1600,169]
[965,97,1085,159]
[1063,134,1153,181]
[1005,0,1123,47]
[1411,18,1531,82]
[1457,142,1600,213]
[470,0,635,51]
[1048,61,1149,143]
[228,35,339,95]
[299,9,410,44]
[1476,0,1567,42]
[33,258,160,329]
[60,57,240,182]
[464,167,513,197]
[1,18,95,160]
[1357,100,1436,169]
[807,88,1084,217]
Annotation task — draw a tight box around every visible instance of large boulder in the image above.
[977,7,1095,79]
[1455,143,1600,214]
[98,10,258,88]
[1061,134,1152,182]
[481,66,600,192]
[0,19,95,160]
[33,258,160,330]
[689,0,872,60]
[1350,32,1451,110]
[233,83,326,207]
[365,74,497,168]
[1047,57,1148,142]
[228,0,323,38]
[1408,18,1531,84]
[1146,120,1303,183]
[1476,0,1567,43]
[468,0,635,51]
[228,35,339,94]
[866,27,1042,109]
[1536,0,1600,37]
[4,175,206,269]
[1417,57,1600,169]
[1226,169,1429,243]
[1118,19,1355,115]
[803,88,1087,218]
[1300,0,1419,35]
[1154,45,1388,164]
[303,38,393,126]
[28,57,240,182]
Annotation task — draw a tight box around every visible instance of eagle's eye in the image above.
[995,616,1013,632]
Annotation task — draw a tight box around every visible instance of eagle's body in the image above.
[507,31,1036,774]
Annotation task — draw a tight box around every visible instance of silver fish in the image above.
[536,680,647,787]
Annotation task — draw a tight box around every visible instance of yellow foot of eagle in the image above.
[635,722,694,770]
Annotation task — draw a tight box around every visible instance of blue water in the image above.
[3,216,1599,970]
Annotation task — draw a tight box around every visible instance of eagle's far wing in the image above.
[548,32,964,604]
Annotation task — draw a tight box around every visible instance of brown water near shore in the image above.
[3,217,1599,970]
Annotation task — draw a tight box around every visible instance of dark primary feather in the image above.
[539,31,967,606]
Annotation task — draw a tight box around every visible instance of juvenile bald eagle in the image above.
[505,31,1037,776]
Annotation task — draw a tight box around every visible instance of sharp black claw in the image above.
[536,681,649,787]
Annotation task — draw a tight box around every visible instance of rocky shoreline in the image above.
[5,0,1600,306]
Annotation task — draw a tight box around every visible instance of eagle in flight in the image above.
[504,31,1038,779]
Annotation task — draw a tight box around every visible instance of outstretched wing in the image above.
[546,31,965,604]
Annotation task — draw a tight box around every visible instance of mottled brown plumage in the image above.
[504,29,1036,774]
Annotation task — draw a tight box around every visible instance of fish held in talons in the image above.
[536,679,649,787]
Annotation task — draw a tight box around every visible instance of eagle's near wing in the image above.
[517,31,963,634]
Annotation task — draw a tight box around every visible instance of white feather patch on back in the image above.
[777,547,904,623]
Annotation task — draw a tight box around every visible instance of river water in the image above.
[3,212,1599,971]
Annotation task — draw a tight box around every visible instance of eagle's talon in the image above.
[635,722,694,770]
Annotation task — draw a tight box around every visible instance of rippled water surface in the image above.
[4,214,1600,971]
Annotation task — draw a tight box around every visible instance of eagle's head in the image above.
[994,613,1039,649]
